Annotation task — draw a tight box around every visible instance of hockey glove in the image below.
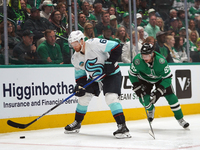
[103,60,115,75]
[132,83,146,97]
[150,85,166,104]
[74,83,86,97]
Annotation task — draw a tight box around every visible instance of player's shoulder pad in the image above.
[133,54,142,66]
[155,51,168,65]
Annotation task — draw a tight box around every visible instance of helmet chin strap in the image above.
[79,40,84,54]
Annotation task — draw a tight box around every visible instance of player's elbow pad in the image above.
[108,44,122,63]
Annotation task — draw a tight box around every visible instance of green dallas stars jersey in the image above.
[128,51,172,89]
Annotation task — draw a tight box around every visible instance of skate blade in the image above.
[64,129,80,134]
[114,132,131,139]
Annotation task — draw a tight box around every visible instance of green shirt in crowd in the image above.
[37,41,63,64]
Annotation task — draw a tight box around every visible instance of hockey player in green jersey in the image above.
[128,43,189,129]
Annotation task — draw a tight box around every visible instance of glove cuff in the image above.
[157,85,165,95]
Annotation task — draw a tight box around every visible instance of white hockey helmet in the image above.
[68,30,85,45]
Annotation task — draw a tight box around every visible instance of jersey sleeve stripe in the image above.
[104,40,119,52]
[128,69,138,77]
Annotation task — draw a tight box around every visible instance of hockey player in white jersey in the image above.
[64,30,131,139]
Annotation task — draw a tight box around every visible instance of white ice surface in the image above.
[0,114,200,150]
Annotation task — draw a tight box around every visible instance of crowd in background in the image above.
[0,0,200,65]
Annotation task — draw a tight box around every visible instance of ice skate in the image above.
[148,107,155,123]
[113,123,131,139]
[64,120,81,133]
[178,118,189,129]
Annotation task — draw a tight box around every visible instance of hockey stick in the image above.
[7,74,105,129]
[141,94,155,139]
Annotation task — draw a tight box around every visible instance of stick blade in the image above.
[7,120,28,129]
[149,130,155,139]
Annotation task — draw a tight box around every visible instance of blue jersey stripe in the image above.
[109,102,123,115]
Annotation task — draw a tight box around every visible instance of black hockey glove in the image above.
[132,82,146,97]
[103,60,115,75]
[150,85,166,104]
[74,83,86,97]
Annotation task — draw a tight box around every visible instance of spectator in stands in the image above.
[164,9,177,31]
[93,0,111,12]
[92,3,103,24]
[167,29,176,37]
[37,29,63,64]
[196,16,200,35]
[110,15,118,34]
[174,36,189,62]
[108,6,120,23]
[137,26,148,44]
[83,22,95,41]
[40,0,54,20]
[110,0,120,8]
[78,13,87,33]
[118,12,134,38]
[156,17,164,31]
[23,7,55,47]
[0,21,21,49]
[49,10,67,37]
[148,8,156,17]
[115,0,130,22]
[20,0,30,14]
[188,0,200,20]
[71,1,81,14]
[188,19,199,38]
[172,0,194,11]
[81,1,97,27]
[136,13,143,27]
[144,15,160,39]
[178,19,183,31]
[196,37,200,51]
[121,31,142,63]
[13,30,40,64]
[177,9,186,27]
[169,17,179,36]
[189,30,198,45]
[97,25,115,40]
[179,27,186,39]
[108,6,116,15]
[57,2,68,25]
[114,26,129,45]
[143,36,155,46]
[155,31,174,63]
[7,0,28,34]
[23,0,32,9]
[95,11,114,37]
[165,35,182,63]
[138,0,148,18]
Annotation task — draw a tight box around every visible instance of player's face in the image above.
[71,41,81,52]
[142,54,152,63]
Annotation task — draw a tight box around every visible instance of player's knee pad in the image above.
[78,92,93,106]
[105,93,119,105]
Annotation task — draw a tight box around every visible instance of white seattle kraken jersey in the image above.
[71,38,120,81]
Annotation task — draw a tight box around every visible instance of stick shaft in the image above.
[141,94,155,139]
[7,74,105,129]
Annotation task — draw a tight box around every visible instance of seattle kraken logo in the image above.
[85,58,104,77]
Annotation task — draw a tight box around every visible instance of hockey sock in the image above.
[109,102,125,124]
[75,103,88,122]
[165,94,183,120]
[139,95,154,111]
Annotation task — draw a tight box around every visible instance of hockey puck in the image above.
[20,136,25,139]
